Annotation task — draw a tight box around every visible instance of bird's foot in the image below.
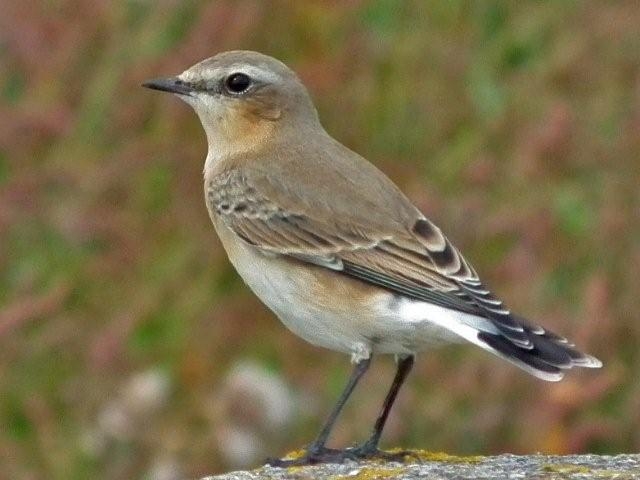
[265,446,351,467]
[265,443,411,466]
[347,440,410,461]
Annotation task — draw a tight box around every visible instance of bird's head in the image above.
[143,51,320,157]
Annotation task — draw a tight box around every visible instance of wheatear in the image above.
[143,51,601,465]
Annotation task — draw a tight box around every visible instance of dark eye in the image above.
[224,72,251,94]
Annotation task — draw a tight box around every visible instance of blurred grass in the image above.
[1,1,639,478]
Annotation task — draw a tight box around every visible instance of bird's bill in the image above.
[142,76,194,96]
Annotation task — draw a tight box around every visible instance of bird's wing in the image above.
[208,168,534,347]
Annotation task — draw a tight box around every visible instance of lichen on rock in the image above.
[201,453,640,480]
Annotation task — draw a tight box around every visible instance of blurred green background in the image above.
[1,1,639,478]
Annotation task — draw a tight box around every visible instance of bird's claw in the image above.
[265,445,410,466]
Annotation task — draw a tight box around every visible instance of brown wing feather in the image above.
[210,171,489,318]
[208,168,536,346]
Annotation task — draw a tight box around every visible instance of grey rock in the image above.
[202,453,640,479]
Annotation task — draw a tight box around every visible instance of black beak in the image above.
[142,77,194,96]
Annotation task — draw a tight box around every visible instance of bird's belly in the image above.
[213,221,463,357]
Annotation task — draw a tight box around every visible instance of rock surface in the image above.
[202,452,640,479]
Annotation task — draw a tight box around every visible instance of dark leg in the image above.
[309,356,371,454]
[267,356,371,466]
[351,355,414,457]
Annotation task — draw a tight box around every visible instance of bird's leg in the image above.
[308,356,371,455]
[266,356,371,466]
[350,354,414,459]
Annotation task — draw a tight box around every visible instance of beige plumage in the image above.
[143,51,601,464]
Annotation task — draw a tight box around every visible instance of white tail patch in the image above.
[395,298,565,382]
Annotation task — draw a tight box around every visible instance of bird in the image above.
[143,50,602,465]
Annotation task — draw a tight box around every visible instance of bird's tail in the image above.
[475,314,602,381]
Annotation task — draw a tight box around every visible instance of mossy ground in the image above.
[278,448,483,465]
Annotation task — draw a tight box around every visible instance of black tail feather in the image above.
[477,317,601,381]
[478,331,563,376]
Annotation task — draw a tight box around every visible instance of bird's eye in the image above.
[224,72,252,94]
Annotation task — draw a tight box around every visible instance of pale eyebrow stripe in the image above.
[228,64,281,83]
